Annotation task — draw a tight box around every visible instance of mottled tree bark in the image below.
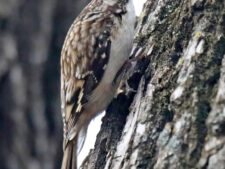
[81,0,225,169]
[0,0,89,169]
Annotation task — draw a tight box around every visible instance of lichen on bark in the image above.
[81,0,225,169]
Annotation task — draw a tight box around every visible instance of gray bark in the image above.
[1,0,225,169]
[81,0,225,169]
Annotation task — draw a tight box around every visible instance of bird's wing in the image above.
[61,13,113,148]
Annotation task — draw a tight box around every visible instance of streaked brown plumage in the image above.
[60,0,135,168]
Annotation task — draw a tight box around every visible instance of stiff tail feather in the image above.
[61,141,77,169]
[61,126,88,169]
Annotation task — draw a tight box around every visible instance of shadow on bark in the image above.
[81,0,225,169]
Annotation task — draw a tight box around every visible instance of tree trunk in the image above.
[1,0,225,169]
[81,0,225,169]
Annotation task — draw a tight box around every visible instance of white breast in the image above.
[102,0,136,84]
[85,0,136,115]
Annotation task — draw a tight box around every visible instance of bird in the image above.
[60,0,135,168]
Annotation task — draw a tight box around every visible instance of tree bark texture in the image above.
[0,0,90,169]
[81,0,225,169]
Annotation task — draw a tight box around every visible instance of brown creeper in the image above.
[60,0,135,169]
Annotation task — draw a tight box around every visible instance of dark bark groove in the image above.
[81,0,225,169]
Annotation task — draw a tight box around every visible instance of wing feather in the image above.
[60,0,127,148]
[61,15,112,145]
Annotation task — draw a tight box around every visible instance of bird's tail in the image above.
[61,125,88,169]
[61,140,77,169]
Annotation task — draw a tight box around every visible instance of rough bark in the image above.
[81,0,225,169]
[0,0,90,169]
